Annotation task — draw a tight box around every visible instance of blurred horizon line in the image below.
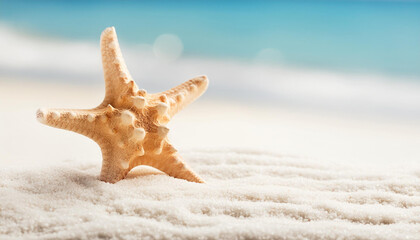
[1,0,420,78]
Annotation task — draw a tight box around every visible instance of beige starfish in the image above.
[36,27,208,183]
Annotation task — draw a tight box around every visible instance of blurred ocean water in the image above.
[0,0,419,118]
[1,0,420,77]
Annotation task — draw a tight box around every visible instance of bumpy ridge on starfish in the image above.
[154,75,209,118]
[37,27,208,184]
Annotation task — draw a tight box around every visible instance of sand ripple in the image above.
[0,150,419,239]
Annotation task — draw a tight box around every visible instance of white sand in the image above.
[1,81,420,239]
[1,150,419,239]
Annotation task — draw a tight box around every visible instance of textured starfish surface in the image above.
[36,27,208,183]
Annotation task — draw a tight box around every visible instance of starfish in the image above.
[36,27,208,183]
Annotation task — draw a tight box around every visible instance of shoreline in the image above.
[1,24,420,121]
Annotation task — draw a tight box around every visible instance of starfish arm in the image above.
[36,108,105,141]
[100,27,139,105]
[98,142,132,183]
[155,75,209,118]
[148,150,205,183]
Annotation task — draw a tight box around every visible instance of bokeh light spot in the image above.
[153,34,183,62]
[255,48,282,64]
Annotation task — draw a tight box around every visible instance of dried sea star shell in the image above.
[37,27,208,183]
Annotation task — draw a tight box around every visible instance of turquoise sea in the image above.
[1,0,420,78]
[1,0,420,118]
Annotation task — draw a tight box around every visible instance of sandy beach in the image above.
[1,79,419,239]
[1,79,420,167]
[1,150,419,239]
[1,1,420,238]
